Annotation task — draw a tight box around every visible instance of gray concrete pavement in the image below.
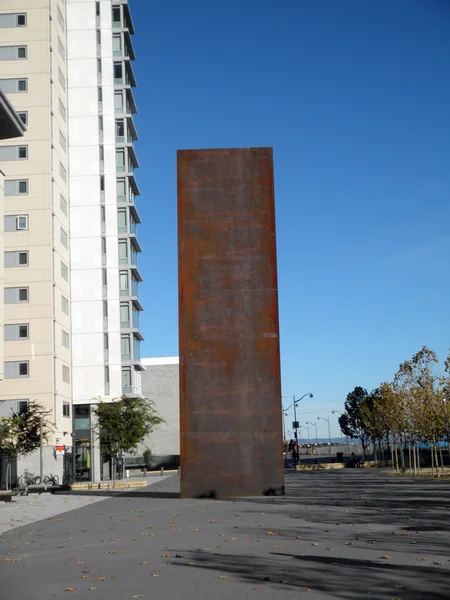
[0,470,449,600]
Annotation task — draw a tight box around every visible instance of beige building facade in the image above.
[0,2,73,480]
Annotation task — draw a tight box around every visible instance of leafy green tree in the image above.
[92,396,164,486]
[339,386,370,456]
[0,401,51,490]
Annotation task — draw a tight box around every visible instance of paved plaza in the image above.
[1,470,449,599]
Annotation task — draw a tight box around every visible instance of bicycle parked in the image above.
[12,475,41,488]
[43,474,59,486]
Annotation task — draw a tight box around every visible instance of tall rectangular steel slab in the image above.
[177,147,284,498]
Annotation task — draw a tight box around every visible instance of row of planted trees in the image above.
[0,396,164,490]
[338,346,450,477]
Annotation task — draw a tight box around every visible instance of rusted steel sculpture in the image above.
[177,147,284,498]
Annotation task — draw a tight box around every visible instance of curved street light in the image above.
[306,421,318,445]
[283,393,314,463]
[318,416,332,454]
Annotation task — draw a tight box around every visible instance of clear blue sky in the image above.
[131,0,450,437]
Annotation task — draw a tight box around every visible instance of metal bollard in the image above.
[160,467,164,476]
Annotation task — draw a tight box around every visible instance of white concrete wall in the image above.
[138,358,180,457]
[67,0,122,405]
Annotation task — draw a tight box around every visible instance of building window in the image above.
[95,2,101,17]
[59,130,66,151]
[17,111,27,125]
[114,91,123,113]
[104,366,110,383]
[102,268,107,286]
[5,251,28,267]
[121,335,131,361]
[19,362,28,376]
[112,7,121,28]
[60,194,68,215]
[113,34,122,56]
[101,237,107,255]
[18,400,29,414]
[17,46,27,59]
[17,14,27,27]
[18,79,27,92]
[98,87,103,102]
[122,367,131,393]
[104,333,109,350]
[61,294,69,314]
[98,116,103,132]
[116,149,125,172]
[4,215,28,231]
[17,215,28,229]
[100,175,105,192]
[4,287,29,304]
[59,99,66,121]
[58,68,66,91]
[103,300,108,317]
[116,119,124,141]
[18,180,28,194]
[58,37,65,61]
[57,7,65,31]
[113,63,123,84]
[119,271,129,295]
[5,323,29,341]
[117,209,127,232]
[96,30,101,46]
[60,227,68,248]
[99,145,104,161]
[61,261,69,281]
[62,329,70,348]
[97,58,102,74]
[4,361,29,378]
[62,365,70,383]
[101,206,106,223]
[60,162,67,183]
[63,402,70,417]
[18,146,27,159]
[120,302,130,328]
[118,239,128,264]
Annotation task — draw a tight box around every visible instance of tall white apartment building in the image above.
[67,0,143,482]
[0,0,143,483]
[0,2,73,481]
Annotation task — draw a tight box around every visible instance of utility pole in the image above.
[39,413,43,483]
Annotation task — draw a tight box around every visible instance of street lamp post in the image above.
[282,393,314,464]
[318,416,332,454]
[332,410,349,450]
[307,421,318,445]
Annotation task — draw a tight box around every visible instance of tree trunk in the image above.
[399,437,406,472]
[433,440,440,477]
[431,440,436,476]
[412,443,417,475]
[408,444,412,473]
[416,445,420,471]
[112,455,116,490]
[391,443,395,471]
[438,443,445,476]
[5,461,10,491]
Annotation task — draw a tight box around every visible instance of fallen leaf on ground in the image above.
[81,576,90,579]
[88,588,96,591]
[161,554,171,557]
[219,575,228,579]
[94,577,104,582]
[141,561,150,565]
[380,556,392,559]
[64,589,77,592]
[433,562,443,566]
[417,557,427,561]
[301,587,311,592]
[151,574,159,577]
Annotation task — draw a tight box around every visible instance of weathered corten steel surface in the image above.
[177,147,284,499]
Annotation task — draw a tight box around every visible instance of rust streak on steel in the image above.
[177,147,284,499]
